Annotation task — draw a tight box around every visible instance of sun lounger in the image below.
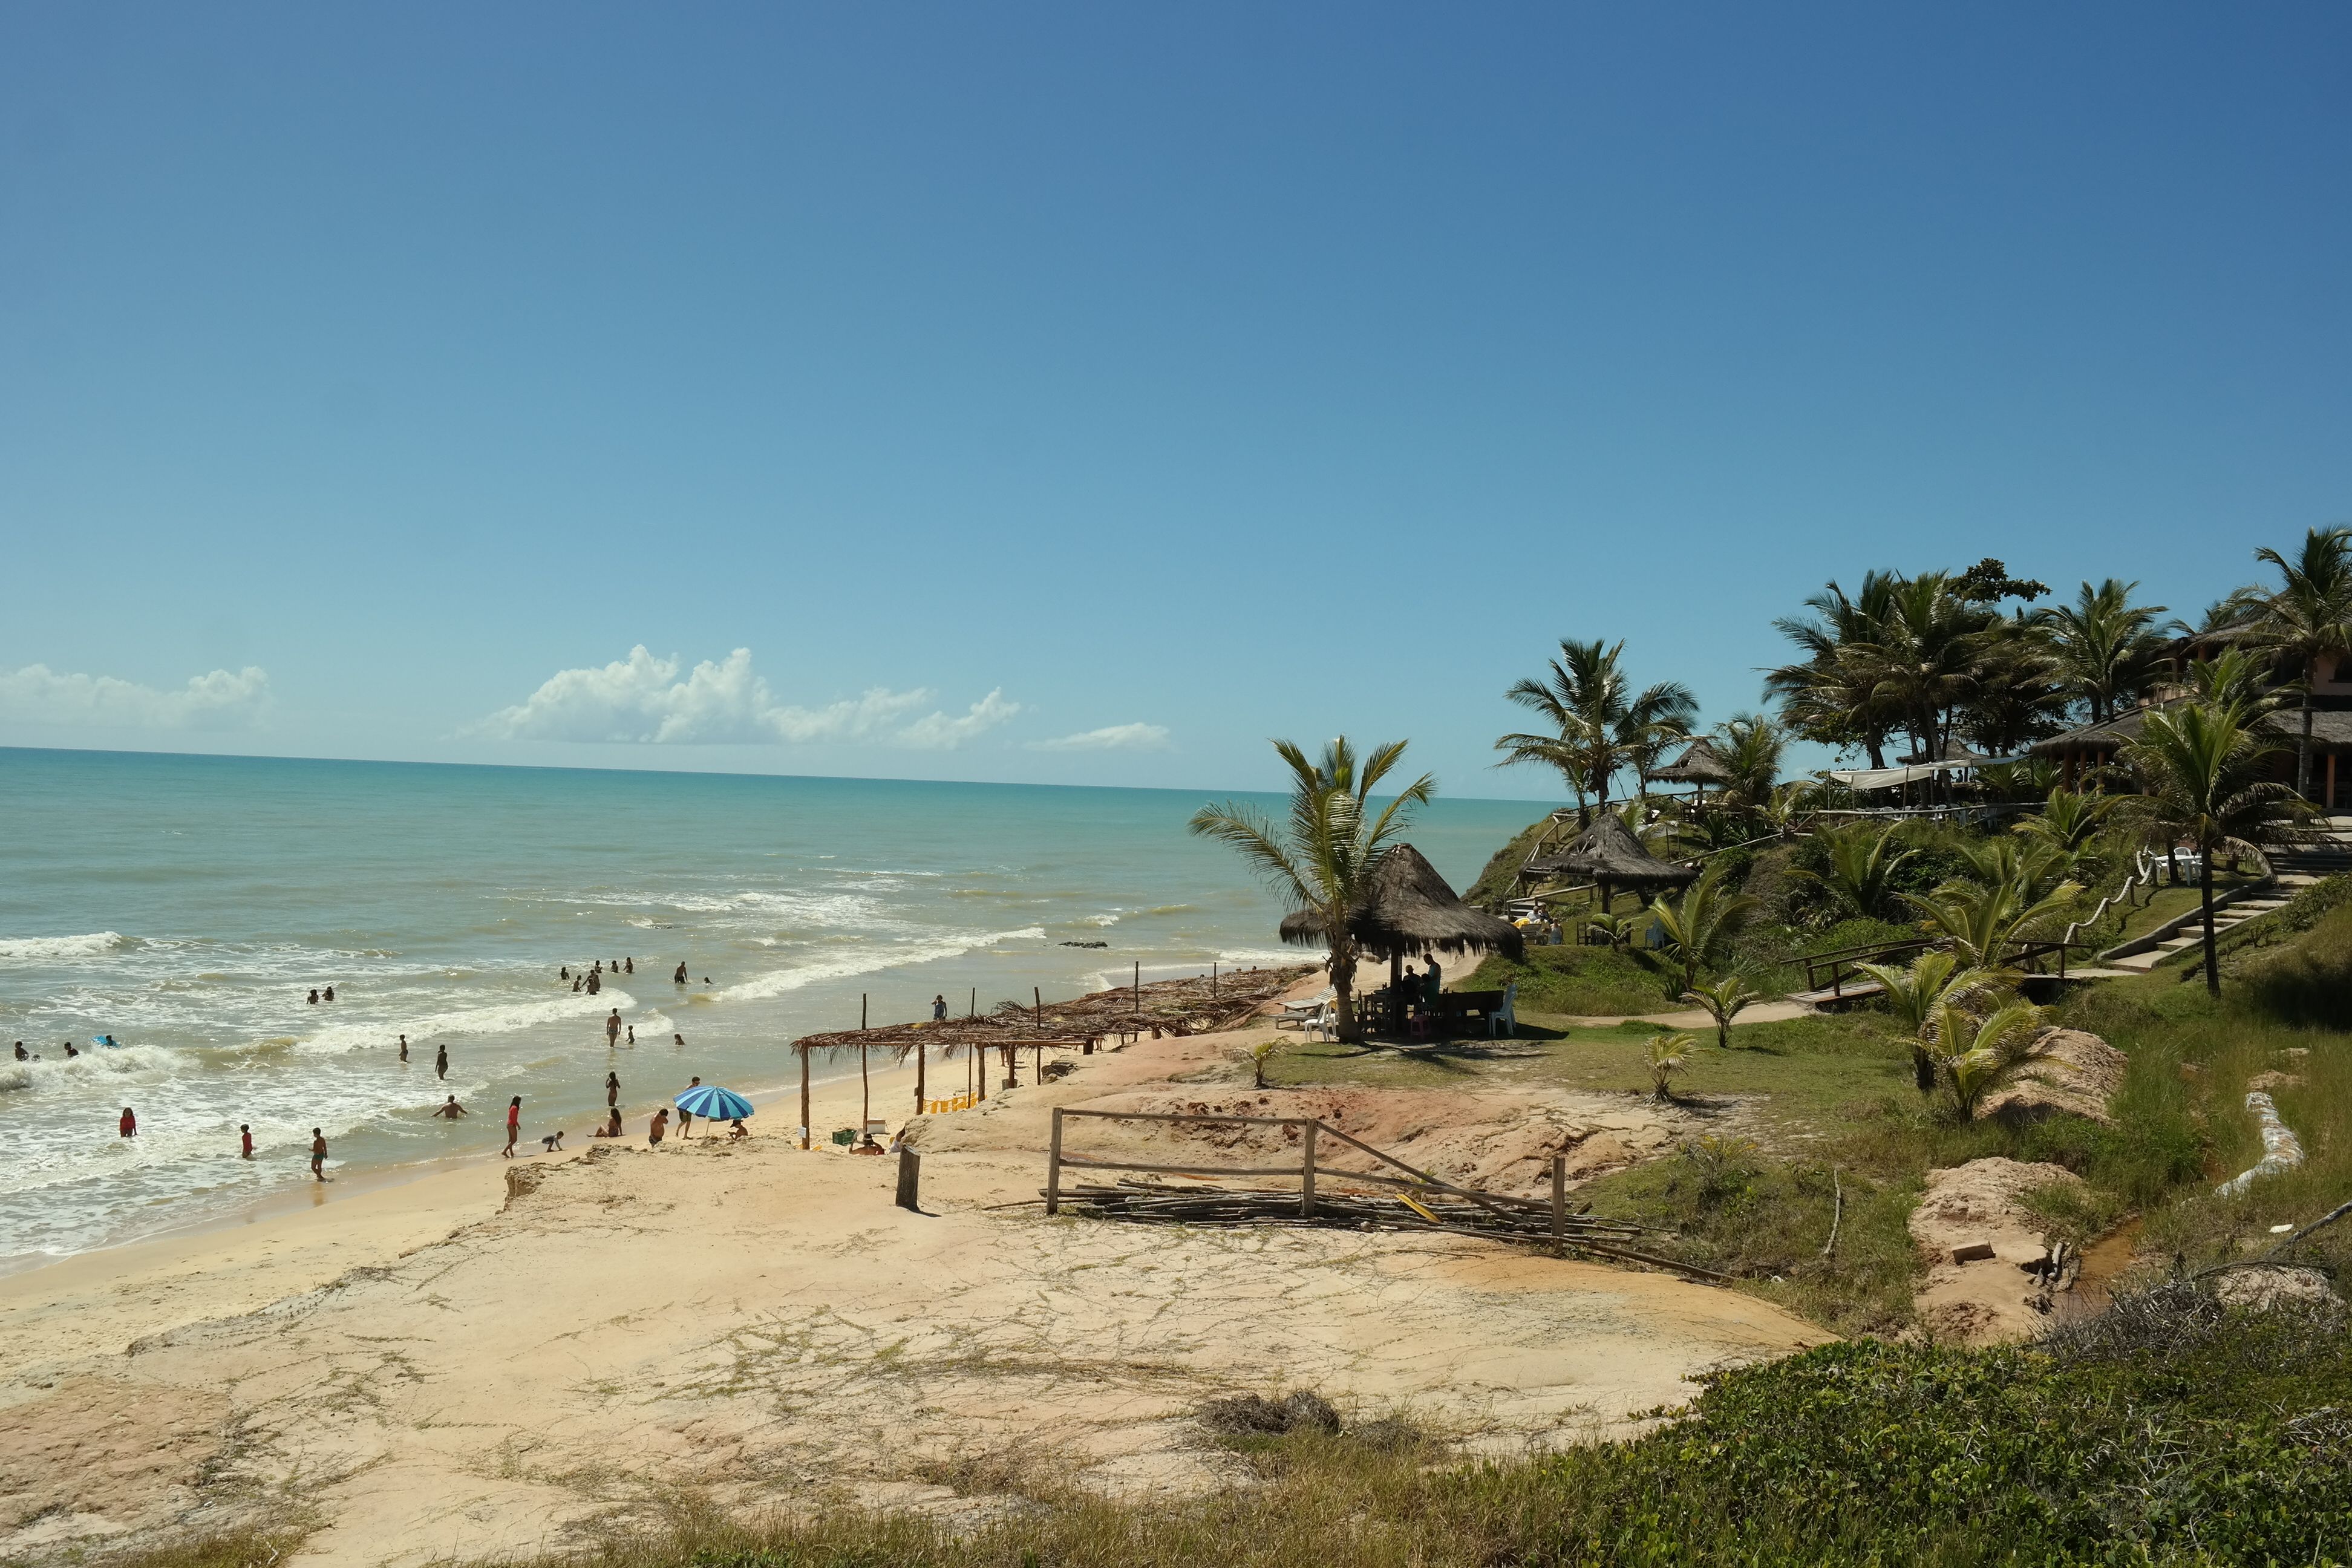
[1275,988,1334,1030]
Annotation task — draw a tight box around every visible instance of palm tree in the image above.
[1838,572,1990,786]
[2115,703,2310,996]
[2247,526,2352,802]
[1682,974,1762,1050]
[2180,648,2282,720]
[1190,737,1433,1042]
[1903,876,2082,972]
[1495,639,1696,825]
[1644,1032,1693,1102]
[1768,573,1902,768]
[2036,579,2169,724]
[1791,820,1916,923]
[1710,713,1785,815]
[1929,998,2053,1122]
[2014,788,2117,857]
[1648,866,1760,998]
[1855,950,2014,1093]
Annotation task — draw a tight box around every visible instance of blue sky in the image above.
[2,4,2346,799]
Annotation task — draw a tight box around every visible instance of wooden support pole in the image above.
[895,1149,921,1212]
[1552,1154,1567,1258]
[969,986,976,1018]
[861,993,867,1030]
[1046,1108,1063,1215]
[1301,1120,1318,1218]
[860,1042,869,1134]
[799,1049,811,1150]
[914,1043,926,1116]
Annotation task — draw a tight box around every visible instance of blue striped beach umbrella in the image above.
[675,1083,754,1120]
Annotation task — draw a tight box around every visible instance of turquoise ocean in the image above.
[0,748,1537,1267]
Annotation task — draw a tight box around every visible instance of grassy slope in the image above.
[1461,812,1553,910]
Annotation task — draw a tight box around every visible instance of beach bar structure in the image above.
[1279,843,1523,1030]
[1642,737,1736,806]
[789,1014,1088,1149]
[2032,704,2352,811]
[1519,811,1697,912]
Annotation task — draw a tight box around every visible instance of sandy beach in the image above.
[1,1010,1825,1568]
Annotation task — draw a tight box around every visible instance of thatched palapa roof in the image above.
[1644,737,1737,786]
[1278,844,1526,960]
[1003,965,1314,1040]
[791,1013,1082,1057]
[1523,812,1699,889]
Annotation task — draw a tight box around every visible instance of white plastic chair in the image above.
[1487,981,1518,1039]
[1303,1002,1338,1042]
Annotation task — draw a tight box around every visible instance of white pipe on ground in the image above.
[2216,1091,2304,1197]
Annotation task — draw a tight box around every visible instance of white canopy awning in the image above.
[1824,760,1979,791]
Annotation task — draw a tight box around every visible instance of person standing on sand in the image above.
[436,1043,449,1081]
[119,1106,136,1138]
[678,1076,701,1138]
[503,1097,521,1157]
[310,1128,329,1180]
[240,1124,253,1159]
[606,1071,620,1108]
[606,1010,621,1047]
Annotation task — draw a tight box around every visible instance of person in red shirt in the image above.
[240,1124,253,1160]
[503,1096,521,1158]
[119,1106,136,1138]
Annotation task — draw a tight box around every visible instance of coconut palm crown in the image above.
[1189,737,1433,1044]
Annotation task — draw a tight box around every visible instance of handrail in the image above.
[2060,848,2166,949]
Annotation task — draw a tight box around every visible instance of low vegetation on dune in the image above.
[134,1287,2352,1568]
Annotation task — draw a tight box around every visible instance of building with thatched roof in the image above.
[1521,811,1699,909]
[1279,843,1525,962]
[2031,700,2352,808]
[1644,737,1737,795]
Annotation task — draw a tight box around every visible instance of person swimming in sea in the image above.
[673,962,687,984]
[307,989,319,1004]
[561,966,570,981]
[397,1033,410,1062]
[435,1042,449,1081]
[240,1123,253,1159]
[13,1041,27,1060]
[624,957,633,975]
[434,1096,467,1118]
[119,1106,136,1137]
[64,1041,79,1059]
[626,1025,635,1046]
[324,985,335,1002]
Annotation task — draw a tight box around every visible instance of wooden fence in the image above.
[1042,1106,1705,1275]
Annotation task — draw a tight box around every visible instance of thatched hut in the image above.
[1644,737,1737,802]
[1522,812,1698,912]
[1279,844,1524,1027]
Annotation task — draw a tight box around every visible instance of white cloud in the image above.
[1027,722,1173,753]
[474,647,1019,750]
[0,663,271,730]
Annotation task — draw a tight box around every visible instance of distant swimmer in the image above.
[398,1034,410,1062]
[435,1044,449,1081]
[606,1010,621,1047]
[626,1025,635,1046]
[13,1041,26,1060]
[592,960,603,975]
[324,985,336,1002]
[561,967,570,981]
[241,1124,254,1159]
[672,1033,684,1049]
[572,978,583,993]
[434,1096,467,1119]
[119,1106,136,1138]
[64,1042,79,1059]
[703,977,711,985]
[307,989,319,1004]
[310,1128,329,1181]
[674,962,687,984]
[624,957,633,975]
[648,1108,668,1146]
[503,1097,521,1158]
[586,972,601,996]
[933,994,947,1021]
[606,1072,619,1108]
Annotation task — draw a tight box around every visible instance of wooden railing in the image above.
[1041,1107,1702,1273]
[1800,935,2080,999]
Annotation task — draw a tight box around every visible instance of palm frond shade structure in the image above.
[998,966,1313,1043]
[1523,811,1699,912]
[1278,844,1525,962]
[1644,737,1738,788]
